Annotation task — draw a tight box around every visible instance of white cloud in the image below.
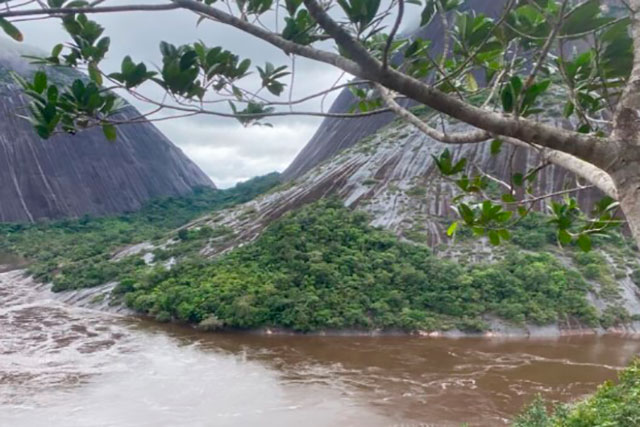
[158,118,319,188]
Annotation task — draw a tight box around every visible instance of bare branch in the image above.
[0,3,182,18]
[612,0,640,144]
[502,137,619,200]
[376,83,491,144]
[382,0,403,70]
[436,0,449,72]
[511,185,595,205]
[124,87,392,120]
[523,0,569,90]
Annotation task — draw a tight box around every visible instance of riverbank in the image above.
[4,268,640,340]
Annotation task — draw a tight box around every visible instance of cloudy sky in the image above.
[5,7,346,187]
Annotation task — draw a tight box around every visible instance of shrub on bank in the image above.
[514,358,640,426]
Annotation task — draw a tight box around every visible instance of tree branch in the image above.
[612,0,640,145]
[376,83,491,144]
[175,0,370,77]
[523,0,569,90]
[379,81,618,199]
[502,137,619,200]
[302,0,616,170]
[382,0,403,70]
[5,0,619,173]
[0,3,181,18]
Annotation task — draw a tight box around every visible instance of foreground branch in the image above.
[377,84,618,199]
[5,0,617,169]
[303,0,616,169]
[0,3,181,18]
[376,83,491,144]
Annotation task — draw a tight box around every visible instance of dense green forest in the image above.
[113,199,633,332]
[0,172,281,289]
[515,358,640,426]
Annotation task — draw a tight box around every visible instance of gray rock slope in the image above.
[0,45,214,222]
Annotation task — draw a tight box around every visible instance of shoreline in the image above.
[3,266,640,340]
[212,323,640,339]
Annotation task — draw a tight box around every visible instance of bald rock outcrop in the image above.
[0,42,213,222]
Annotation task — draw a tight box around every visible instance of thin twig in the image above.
[382,0,404,70]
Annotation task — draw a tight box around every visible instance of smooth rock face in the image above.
[0,85,214,222]
[195,119,602,249]
[0,50,213,222]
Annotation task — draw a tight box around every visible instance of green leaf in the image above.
[420,0,437,26]
[51,43,63,57]
[102,123,117,141]
[497,229,511,241]
[509,76,523,96]
[33,71,47,94]
[65,0,89,7]
[562,0,612,37]
[501,85,514,112]
[563,101,574,118]
[558,229,572,245]
[512,173,524,187]
[577,234,592,252]
[488,230,500,246]
[458,203,475,225]
[490,139,502,155]
[465,73,478,92]
[88,63,102,85]
[0,17,23,42]
[501,193,516,203]
[446,221,458,237]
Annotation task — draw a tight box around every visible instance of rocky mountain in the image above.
[0,41,214,223]
[193,115,600,248]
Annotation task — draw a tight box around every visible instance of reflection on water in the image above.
[1,269,639,427]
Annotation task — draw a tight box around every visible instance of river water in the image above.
[1,269,640,427]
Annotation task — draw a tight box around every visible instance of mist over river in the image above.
[1,269,640,426]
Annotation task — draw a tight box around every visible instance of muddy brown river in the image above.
[1,269,639,427]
